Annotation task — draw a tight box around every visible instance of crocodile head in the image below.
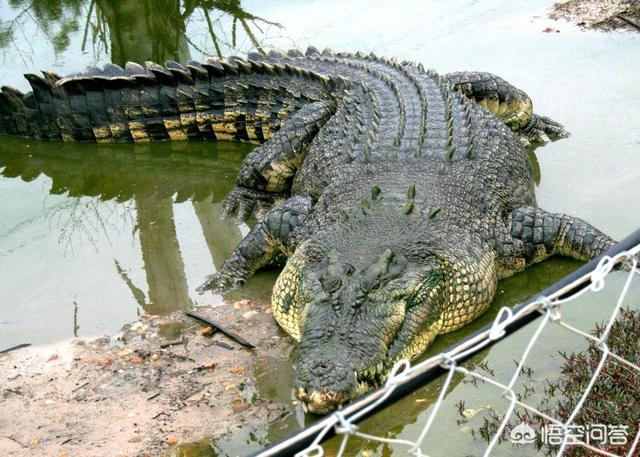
[273,231,448,414]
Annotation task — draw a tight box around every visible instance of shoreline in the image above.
[0,300,295,457]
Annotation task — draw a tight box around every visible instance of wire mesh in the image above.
[257,230,640,457]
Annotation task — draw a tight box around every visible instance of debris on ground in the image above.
[550,0,640,31]
[0,300,294,456]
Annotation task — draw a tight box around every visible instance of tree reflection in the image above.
[136,196,191,314]
[0,0,271,314]
[0,0,280,62]
[0,136,249,315]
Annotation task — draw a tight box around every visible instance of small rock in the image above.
[117,348,133,357]
[242,310,258,320]
[224,383,236,391]
[230,366,246,375]
[232,401,251,413]
[29,439,39,446]
[45,399,55,405]
[233,299,251,309]
[150,354,159,362]
[166,435,179,446]
[99,357,113,367]
[130,322,144,332]
[47,354,60,362]
[128,436,142,443]
[201,326,214,336]
[201,362,216,370]
[131,354,144,365]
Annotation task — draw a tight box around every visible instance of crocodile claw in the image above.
[220,186,285,223]
[522,114,569,145]
[197,271,246,294]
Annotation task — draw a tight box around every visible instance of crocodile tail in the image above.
[0,56,339,143]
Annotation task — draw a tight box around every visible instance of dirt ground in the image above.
[550,0,640,31]
[0,300,294,457]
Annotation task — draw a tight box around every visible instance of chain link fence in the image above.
[256,229,640,457]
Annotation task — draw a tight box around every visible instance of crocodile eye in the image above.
[343,264,355,276]
[328,278,341,292]
[322,277,342,293]
[370,282,383,293]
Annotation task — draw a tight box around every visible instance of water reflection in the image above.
[137,196,191,313]
[1,0,273,318]
[0,0,278,344]
[0,137,251,317]
[1,0,279,66]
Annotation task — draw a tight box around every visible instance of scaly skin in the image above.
[0,47,615,414]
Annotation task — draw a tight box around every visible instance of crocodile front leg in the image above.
[198,196,313,294]
[445,71,569,145]
[221,101,335,222]
[497,206,617,277]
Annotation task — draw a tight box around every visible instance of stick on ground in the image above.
[0,343,31,355]
[184,311,255,349]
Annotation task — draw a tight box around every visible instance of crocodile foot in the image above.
[521,114,570,146]
[197,270,246,294]
[220,186,286,223]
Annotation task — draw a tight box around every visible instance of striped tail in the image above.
[0,57,341,143]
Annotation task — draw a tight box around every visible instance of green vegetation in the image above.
[468,308,640,456]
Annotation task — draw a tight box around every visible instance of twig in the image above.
[152,411,169,420]
[0,436,27,448]
[240,18,265,54]
[71,381,89,393]
[231,17,238,47]
[165,352,195,362]
[0,343,31,355]
[203,8,223,58]
[3,388,22,396]
[213,340,234,350]
[80,0,95,52]
[184,35,209,55]
[160,339,184,349]
[185,311,255,349]
[615,14,640,31]
[146,392,161,401]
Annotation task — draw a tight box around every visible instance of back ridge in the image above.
[0,56,341,143]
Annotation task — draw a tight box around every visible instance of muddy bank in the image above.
[550,0,640,31]
[0,300,295,457]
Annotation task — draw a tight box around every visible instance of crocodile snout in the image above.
[296,386,347,414]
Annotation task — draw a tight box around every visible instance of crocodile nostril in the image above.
[310,360,332,375]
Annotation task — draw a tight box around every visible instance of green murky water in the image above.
[0,0,639,455]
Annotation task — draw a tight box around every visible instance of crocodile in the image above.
[0,48,619,414]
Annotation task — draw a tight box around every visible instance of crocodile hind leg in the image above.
[444,72,569,145]
[220,101,335,222]
[197,196,313,294]
[497,206,617,278]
